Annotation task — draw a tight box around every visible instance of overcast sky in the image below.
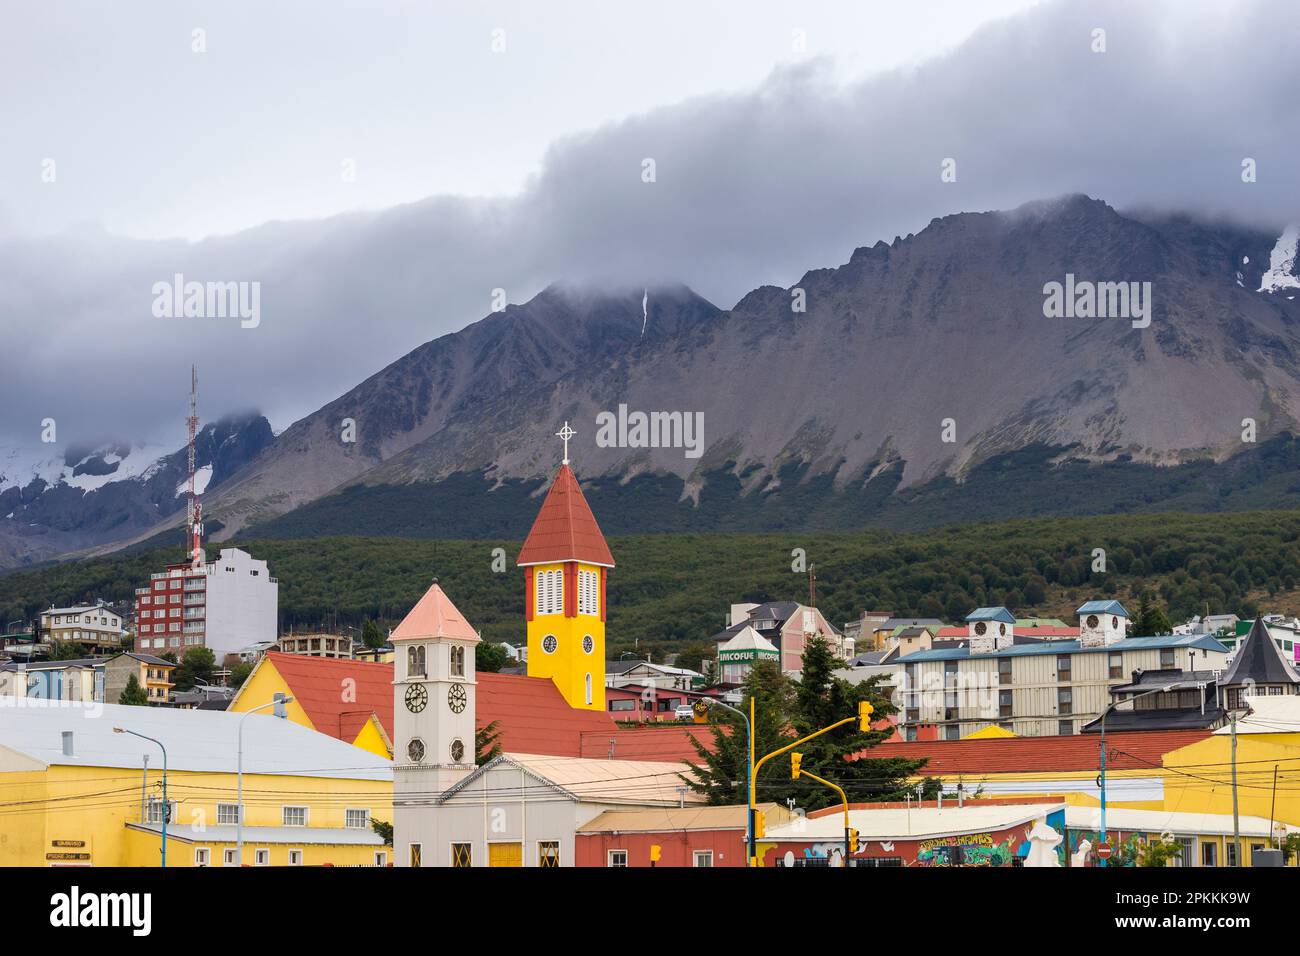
[2,0,1297,453]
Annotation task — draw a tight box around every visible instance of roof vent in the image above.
[61,731,74,757]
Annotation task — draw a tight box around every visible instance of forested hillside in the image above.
[4,510,1298,659]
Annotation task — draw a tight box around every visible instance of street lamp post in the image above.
[237,692,293,866]
[1098,681,1192,867]
[693,697,753,860]
[113,727,168,867]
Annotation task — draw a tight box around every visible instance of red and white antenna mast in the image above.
[186,365,204,568]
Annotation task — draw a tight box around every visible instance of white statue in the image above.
[1023,819,1063,868]
[1071,838,1092,868]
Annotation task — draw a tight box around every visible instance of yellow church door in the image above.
[488,843,523,868]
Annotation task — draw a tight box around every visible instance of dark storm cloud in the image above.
[2,0,1296,453]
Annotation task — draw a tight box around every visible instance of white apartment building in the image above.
[134,547,278,658]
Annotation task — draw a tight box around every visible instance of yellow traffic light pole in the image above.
[747,700,873,867]
[791,754,855,867]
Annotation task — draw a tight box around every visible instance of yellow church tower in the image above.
[518,423,614,711]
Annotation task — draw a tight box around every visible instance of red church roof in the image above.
[259,653,713,762]
[516,464,615,568]
[262,652,394,746]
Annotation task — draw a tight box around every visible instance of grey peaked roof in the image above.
[1219,618,1300,688]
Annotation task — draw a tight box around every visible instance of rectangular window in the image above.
[535,569,564,616]
[282,805,308,827]
[194,847,211,867]
[1225,842,1238,867]
[254,849,270,866]
[1201,842,1217,867]
[539,841,560,867]
[450,645,465,677]
[1159,649,1176,669]
[1056,655,1071,681]
[906,708,920,723]
[410,844,423,868]
[223,848,237,866]
[1057,688,1072,715]
[998,657,1012,685]
[451,843,472,868]
[944,725,960,741]
[288,849,304,866]
[1109,652,1124,679]
[608,849,628,868]
[217,803,241,825]
[1058,720,1073,736]
[346,808,369,829]
[999,690,1013,718]
[693,850,714,868]
[609,699,635,712]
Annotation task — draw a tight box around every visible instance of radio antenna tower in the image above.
[186,365,204,568]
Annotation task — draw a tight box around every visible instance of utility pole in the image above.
[1231,710,1241,865]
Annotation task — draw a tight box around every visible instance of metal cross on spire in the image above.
[556,421,576,465]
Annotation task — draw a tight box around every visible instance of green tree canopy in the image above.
[171,645,217,691]
[118,672,149,706]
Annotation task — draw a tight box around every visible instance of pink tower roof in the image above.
[517,464,615,568]
[391,579,480,643]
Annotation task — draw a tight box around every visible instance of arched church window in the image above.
[408,645,426,678]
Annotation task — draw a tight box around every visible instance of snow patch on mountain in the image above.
[175,464,214,497]
[0,442,170,495]
[1259,225,1300,293]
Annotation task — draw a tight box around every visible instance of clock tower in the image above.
[391,577,480,866]
[518,423,615,712]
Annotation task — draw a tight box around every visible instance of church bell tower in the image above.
[518,423,615,711]
[391,578,480,866]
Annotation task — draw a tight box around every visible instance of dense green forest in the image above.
[4,509,1299,659]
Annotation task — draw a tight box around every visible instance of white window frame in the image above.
[288,848,304,866]
[217,803,241,825]
[608,849,628,868]
[374,851,388,867]
[345,808,370,829]
[693,850,714,868]
[194,847,211,867]
[223,848,237,866]
[254,848,270,866]
[536,569,563,616]
[282,805,309,827]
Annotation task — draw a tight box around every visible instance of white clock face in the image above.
[448,683,468,714]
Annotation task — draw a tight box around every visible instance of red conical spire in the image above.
[517,464,615,568]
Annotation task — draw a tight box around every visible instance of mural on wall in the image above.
[916,831,1016,867]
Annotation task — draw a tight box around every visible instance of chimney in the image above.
[61,731,74,757]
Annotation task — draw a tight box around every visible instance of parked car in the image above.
[674,704,696,722]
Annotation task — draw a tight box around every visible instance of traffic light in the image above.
[858,700,875,731]
[649,844,662,864]
[790,752,803,779]
[692,700,710,724]
[753,810,766,839]
[849,828,860,853]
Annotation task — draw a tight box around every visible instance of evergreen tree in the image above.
[474,641,509,673]
[361,618,384,649]
[683,661,795,805]
[118,673,149,706]
[476,719,503,763]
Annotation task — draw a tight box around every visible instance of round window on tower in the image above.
[407,738,426,763]
[974,622,987,636]
[998,623,1006,637]
[1086,614,1099,629]
[450,738,465,763]
[1111,616,1119,630]
[542,635,558,654]
[582,635,594,654]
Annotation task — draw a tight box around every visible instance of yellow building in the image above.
[230,651,394,757]
[517,446,615,712]
[0,702,392,867]
[1163,696,1300,833]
